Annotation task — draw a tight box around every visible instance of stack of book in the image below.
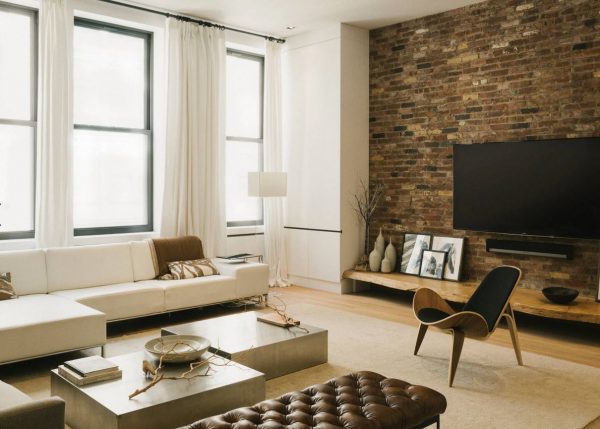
[58,356,122,386]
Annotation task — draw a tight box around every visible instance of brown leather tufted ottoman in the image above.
[178,371,447,429]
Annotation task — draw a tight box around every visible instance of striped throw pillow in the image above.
[167,259,220,280]
[0,272,16,300]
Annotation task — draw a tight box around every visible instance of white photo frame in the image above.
[432,236,465,281]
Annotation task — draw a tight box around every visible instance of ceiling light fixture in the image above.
[286,26,296,30]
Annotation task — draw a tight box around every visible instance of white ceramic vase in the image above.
[369,248,382,272]
[381,258,392,273]
[375,228,385,257]
[385,237,397,271]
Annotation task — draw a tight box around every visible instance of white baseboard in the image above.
[288,275,341,294]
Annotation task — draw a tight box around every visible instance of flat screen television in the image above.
[453,137,600,240]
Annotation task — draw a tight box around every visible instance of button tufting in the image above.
[181,371,447,429]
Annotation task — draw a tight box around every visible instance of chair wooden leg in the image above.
[504,305,523,366]
[448,330,464,387]
[414,323,429,356]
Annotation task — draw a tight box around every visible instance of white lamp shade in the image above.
[248,172,287,197]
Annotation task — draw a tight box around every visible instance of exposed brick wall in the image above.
[369,0,600,295]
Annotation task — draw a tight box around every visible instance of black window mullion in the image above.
[226,136,263,143]
[74,124,151,134]
[0,119,36,127]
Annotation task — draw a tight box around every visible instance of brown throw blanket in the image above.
[149,236,205,277]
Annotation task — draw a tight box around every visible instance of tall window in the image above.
[73,19,152,236]
[225,50,264,227]
[0,4,37,240]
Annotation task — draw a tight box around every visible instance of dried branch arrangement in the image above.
[264,295,309,333]
[129,342,227,400]
[350,179,385,256]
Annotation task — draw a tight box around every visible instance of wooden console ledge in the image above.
[343,270,600,325]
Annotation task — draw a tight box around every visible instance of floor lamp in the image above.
[248,172,287,286]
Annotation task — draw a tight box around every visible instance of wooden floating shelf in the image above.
[342,270,600,325]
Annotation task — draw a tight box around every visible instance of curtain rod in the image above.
[97,0,286,43]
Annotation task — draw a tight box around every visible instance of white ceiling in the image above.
[129,0,487,38]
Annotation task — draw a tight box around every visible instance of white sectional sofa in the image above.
[0,240,269,365]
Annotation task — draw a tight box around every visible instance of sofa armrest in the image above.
[212,260,269,298]
[0,397,65,429]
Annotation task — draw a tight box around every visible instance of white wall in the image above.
[282,24,369,293]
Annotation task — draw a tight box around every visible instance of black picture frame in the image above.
[419,250,447,280]
[399,233,432,276]
[431,235,465,282]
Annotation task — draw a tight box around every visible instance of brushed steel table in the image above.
[162,311,328,380]
[50,351,264,429]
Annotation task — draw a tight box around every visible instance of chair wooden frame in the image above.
[412,266,523,387]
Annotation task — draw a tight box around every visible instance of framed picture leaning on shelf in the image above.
[419,250,447,280]
[399,233,432,275]
[431,236,465,281]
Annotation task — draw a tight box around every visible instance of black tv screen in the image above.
[453,138,600,240]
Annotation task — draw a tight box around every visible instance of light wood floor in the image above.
[273,284,600,368]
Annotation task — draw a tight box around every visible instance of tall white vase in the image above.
[385,237,397,271]
[375,228,385,257]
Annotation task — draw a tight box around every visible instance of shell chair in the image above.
[412,265,523,387]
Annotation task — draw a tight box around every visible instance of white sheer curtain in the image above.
[35,0,73,248]
[263,42,289,287]
[161,18,226,256]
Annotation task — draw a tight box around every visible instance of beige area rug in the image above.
[5,304,599,429]
[269,303,600,429]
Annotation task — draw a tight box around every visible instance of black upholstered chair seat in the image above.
[417,308,450,323]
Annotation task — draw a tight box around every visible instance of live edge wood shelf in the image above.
[342,270,600,325]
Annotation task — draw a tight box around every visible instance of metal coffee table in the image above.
[50,351,264,429]
[162,311,328,379]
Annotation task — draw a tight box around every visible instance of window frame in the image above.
[0,1,38,240]
[73,17,153,236]
[226,48,265,228]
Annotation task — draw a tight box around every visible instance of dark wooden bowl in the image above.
[542,287,579,305]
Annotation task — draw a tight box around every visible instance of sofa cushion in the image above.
[0,249,47,295]
[151,236,205,276]
[46,243,134,292]
[0,381,31,410]
[0,295,106,364]
[138,276,236,311]
[167,258,220,280]
[130,240,156,281]
[51,282,164,321]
